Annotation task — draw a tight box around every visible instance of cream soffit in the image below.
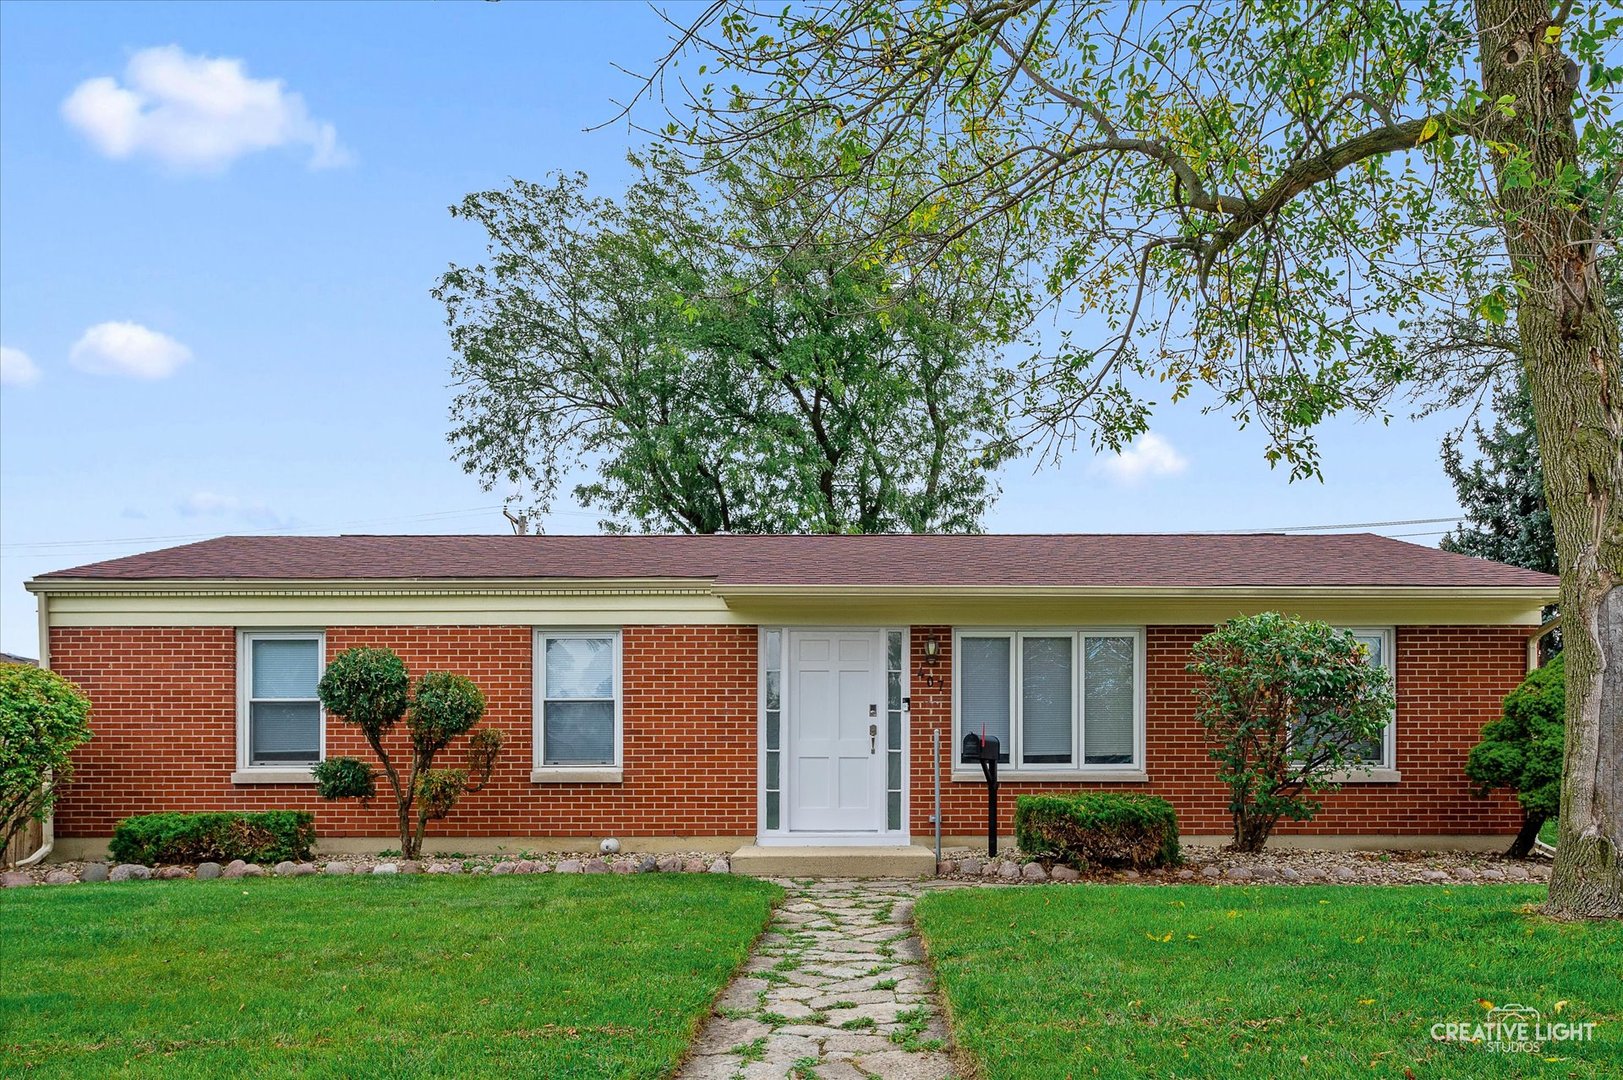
[25,576,1559,604]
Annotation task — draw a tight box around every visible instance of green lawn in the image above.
[917,885,1622,1079]
[2,874,780,1078]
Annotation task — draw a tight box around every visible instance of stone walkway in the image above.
[677,879,958,1080]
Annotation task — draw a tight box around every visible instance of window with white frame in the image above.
[535,631,621,768]
[1344,627,1396,768]
[239,632,325,769]
[954,629,1143,771]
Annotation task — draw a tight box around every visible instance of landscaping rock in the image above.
[222,860,250,879]
[1421,869,1450,882]
[1505,865,1530,881]
[274,861,299,877]
[1224,866,1252,881]
[295,862,316,876]
[1279,867,1301,882]
[242,864,267,877]
[708,858,731,874]
[110,864,152,882]
[324,862,353,875]
[1480,868,1506,881]
[997,861,1021,881]
[514,860,540,874]
[398,860,421,875]
[583,858,609,874]
[656,855,683,873]
[1453,867,1477,881]
[1334,867,1357,882]
[958,858,984,876]
[158,866,189,879]
[1050,865,1080,882]
[45,869,77,884]
[1177,868,1196,880]
[425,863,455,874]
[372,863,399,875]
[533,862,552,874]
[1251,866,1275,881]
[611,860,635,874]
[490,861,515,875]
[1,871,33,887]
[1021,862,1048,882]
[635,855,658,873]
[1122,869,1141,880]
[682,858,707,873]
[1202,865,1221,878]
[196,862,222,880]
[556,859,583,874]
[937,859,957,876]
[80,863,110,883]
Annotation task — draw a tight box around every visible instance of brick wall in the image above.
[51,620,1525,841]
[907,624,1527,838]
[49,624,758,839]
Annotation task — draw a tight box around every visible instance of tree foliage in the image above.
[436,133,1033,534]
[1467,654,1565,857]
[1440,373,1558,575]
[315,648,501,859]
[1188,613,1396,852]
[630,0,1623,916]
[0,663,92,860]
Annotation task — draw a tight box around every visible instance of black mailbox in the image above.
[960,732,1002,856]
[960,731,1001,764]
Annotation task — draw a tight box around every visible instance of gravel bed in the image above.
[929,843,1553,886]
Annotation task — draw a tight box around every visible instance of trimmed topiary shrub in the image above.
[109,811,316,866]
[312,756,376,801]
[1014,793,1180,870]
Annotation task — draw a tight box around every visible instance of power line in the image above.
[1224,516,1461,534]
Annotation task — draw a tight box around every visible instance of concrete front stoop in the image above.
[730,844,937,879]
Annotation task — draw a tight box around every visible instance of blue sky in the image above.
[0,1,1473,656]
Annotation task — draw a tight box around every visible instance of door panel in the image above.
[788,631,882,832]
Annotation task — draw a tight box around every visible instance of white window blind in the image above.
[959,636,1012,762]
[1020,636,1073,764]
[1082,635,1135,764]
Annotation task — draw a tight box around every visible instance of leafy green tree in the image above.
[1188,614,1396,852]
[0,663,92,860]
[635,0,1623,917]
[435,135,1031,534]
[1467,655,1565,857]
[314,648,501,859]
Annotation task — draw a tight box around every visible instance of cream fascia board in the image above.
[29,576,1556,628]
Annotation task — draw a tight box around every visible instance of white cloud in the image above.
[70,321,192,379]
[1095,431,1189,484]
[1,346,42,387]
[62,45,350,172]
[176,491,288,527]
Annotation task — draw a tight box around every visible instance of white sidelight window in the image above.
[535,631,621,769]
[239,631,325,769]
[954,628,1144,774]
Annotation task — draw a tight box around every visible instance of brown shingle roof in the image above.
[34,533,1558,590]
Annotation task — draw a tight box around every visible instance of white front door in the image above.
[787,630,884,833]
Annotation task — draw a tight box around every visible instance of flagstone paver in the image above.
[678,878,958,1080]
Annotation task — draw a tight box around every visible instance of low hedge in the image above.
[109,811,316,866]
[1014,793,1180,870]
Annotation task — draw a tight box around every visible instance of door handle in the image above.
[870,723,878,754]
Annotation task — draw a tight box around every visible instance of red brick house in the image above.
[26,533,1556,865]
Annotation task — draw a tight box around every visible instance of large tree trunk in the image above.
[1478,0,1623,919]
